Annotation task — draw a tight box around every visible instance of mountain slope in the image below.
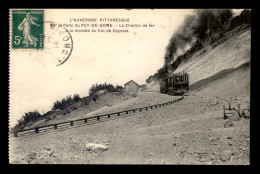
[145,24,250,99]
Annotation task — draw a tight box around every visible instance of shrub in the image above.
[89,83,121,95]
[115,85,123,91]
[73,93,80,101]
[11,93,82,132]
[52,95,74,110]
[11,110,42,133]
[145,75,154,83]
[11,118,26,133]
[83,97,90,105]
[23,110,42,124]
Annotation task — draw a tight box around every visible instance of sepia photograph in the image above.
[8,9,250,165]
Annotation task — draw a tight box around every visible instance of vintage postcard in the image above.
[9,9,250,164]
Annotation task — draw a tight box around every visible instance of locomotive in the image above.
[159,72,189,95]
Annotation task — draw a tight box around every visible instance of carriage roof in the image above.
[168,73,188,77]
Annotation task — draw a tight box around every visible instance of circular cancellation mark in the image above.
[45,21,73,66]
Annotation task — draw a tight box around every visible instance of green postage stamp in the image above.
[11,10,44,49]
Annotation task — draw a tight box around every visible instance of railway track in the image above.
[10,95,184,140]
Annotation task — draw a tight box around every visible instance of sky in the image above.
[9,9,244,127]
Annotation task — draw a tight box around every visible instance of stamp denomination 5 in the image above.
[11,10,44,49]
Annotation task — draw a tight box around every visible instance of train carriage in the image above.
[160,73,189,95]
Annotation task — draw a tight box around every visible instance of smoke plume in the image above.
[164,9,233,65]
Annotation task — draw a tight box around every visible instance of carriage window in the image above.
[175,76,179,82]
[180,76,183,82]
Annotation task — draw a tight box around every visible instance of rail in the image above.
[12,95,184,138]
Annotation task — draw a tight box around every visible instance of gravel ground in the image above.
[9,91,249,165]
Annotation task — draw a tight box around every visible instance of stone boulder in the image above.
[219,150,232,162]
[85,143,108,153]
[241,109,250,119]
[224,120,233,128]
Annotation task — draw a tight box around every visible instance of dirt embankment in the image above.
[141,79,160,92]
[9,92,249,164]
[23,92,126,129]
[23,91,177,130]
[145,24,251,99]
[175,24,250,98]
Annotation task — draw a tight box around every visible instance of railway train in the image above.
[159,72,189,95]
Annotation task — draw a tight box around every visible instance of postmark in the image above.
[12,10,44,49]
[44,21,73,66]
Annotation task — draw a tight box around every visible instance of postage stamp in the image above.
[11,10,44,49]
[8,9,250,165]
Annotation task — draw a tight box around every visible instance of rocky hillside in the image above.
[22,91,128,129]
[144,23,251,101]
[21,90,177,130]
